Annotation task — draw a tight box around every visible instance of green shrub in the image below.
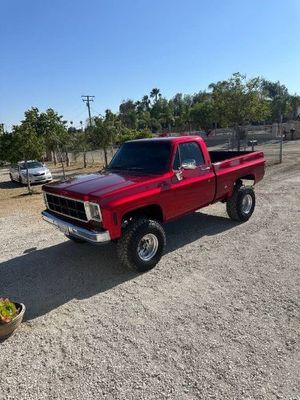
[0,298,18,323]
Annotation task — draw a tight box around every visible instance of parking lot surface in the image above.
[0,143,299,400]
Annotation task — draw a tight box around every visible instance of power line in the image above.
[90,104,104,118]
[81,95,95,126]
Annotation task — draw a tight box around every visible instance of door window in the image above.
[179,142,204,166]
[172,148,181,170]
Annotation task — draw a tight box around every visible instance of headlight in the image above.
[85,202,102,222]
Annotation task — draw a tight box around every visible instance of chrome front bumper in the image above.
[42,211,111,244]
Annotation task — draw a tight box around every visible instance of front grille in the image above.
[45,193,88,222]
[33,172,45,176]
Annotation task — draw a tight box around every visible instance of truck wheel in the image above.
[117,218,166,272]
[65,235,86,243]
[226,186,255,222]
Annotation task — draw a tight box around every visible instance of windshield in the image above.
[20,161,44,169]
[108,141,171,174]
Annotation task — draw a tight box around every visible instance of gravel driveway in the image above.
[0,154,299,399]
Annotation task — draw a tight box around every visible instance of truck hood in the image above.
[43,171,159,201]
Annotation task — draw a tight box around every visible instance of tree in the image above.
[150,97,174,131]
[171,93,186,130]
[2,73,298,173]
[89,110,122,167]
[9,124,44,193]
[190,101,215,131]
[1,107,69,191]
[38,108,69,165]
[150,88,161,103]
[137,111,151,130]
[141,95,151,111]
[0,131,14,165]
[69,126,91,168]
[119,100,137,129]
[117,127,152,145]
[289,95,300,120]
[209,73,270,149]
[261,80,290,122]
[14,107,69,165]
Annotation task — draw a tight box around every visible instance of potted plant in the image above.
[0,298,26,340]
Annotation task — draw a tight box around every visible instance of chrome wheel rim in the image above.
[242,194,253,214]
[137,233,159,261]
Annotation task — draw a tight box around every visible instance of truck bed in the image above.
[209,150,253,163]
[209,150,265,203]
[209,150,265,168]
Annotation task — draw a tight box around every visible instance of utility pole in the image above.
[81,96,94,168]
[81,95,95,126]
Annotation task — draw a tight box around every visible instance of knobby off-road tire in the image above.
[117,218,166,272]
[226,185,256,222]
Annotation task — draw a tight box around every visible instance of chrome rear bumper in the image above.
[42,211,111,244]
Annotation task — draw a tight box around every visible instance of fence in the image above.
[203,122,300,165]
[65,122,300,167]
[67,147,117,166]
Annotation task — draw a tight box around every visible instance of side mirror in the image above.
[181,159,196,170]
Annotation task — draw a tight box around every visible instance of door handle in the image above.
[201,166,210,171]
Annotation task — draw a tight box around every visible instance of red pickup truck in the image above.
[42,136,265,272]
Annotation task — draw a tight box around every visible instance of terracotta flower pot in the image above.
[0,303,26,340]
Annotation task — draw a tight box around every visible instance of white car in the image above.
[9,160,53,184]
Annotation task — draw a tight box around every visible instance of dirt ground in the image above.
[0,141,299,400]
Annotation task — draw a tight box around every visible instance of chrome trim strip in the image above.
[41,211,110,243]
[45,192,85,203]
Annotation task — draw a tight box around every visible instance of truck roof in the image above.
[130,135,203,144]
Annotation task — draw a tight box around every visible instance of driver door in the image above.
[171,141,215,216]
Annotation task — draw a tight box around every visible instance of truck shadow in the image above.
[0,212,237,320]
[165,211,238,253]
[0,242,134,320]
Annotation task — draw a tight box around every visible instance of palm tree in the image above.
[150,88,160,103]
[289,95,300,120]
[141,95,151,110]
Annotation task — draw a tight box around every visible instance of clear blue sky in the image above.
[1,0,300,130]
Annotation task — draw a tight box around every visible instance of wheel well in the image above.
[122,205,164,224]
[236,174,255,186]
